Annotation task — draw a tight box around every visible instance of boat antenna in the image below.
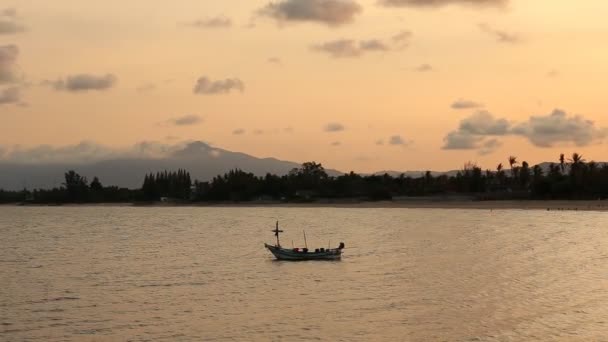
[272,221,283,247]
[303,230,308,249]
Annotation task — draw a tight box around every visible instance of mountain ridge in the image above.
[0,141,342,190]
[1,141,605,190]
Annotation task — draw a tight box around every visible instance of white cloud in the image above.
[512,109,608,147]
[443,109,607,151]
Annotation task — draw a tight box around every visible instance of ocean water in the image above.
[1,206,607,341]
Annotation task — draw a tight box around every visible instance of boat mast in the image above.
[303,230,308,249]
[273,221,283,247]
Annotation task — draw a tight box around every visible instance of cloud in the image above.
[170,114,203,126]
[389,135,412,146]
[312,39,361,58]
[259,0,362,27]
[0,8,25,35]
[442,131,482,150]
[324,122,345,132]
[331,141,341,146]
[392,30,412,49]
[0,45,19,84]
[459,110,510,135]
[442,111,510,150]
[1,141,123,164]
[48,74,117,92]
[414,63,433,72]
[1,8,16,17]
[360,39,390,51]
[375,139,384,145]
[0,140,203,164]
[187,16,232,28]
[511,109,608,147]
[478,138,502,155]
[443,109,607,151]
[268,57,282,65]
[451,99,483,110]
[312,32,407,58]
[193,76,244,95]
[232,128,246,135]
[546,70,559,78]
[478,23,520,43]
[0,86,19,105]
[378,0,507,8]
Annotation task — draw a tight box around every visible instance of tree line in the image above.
[1,153,607,204]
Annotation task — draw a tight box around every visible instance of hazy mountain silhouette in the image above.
[2,141,604,191]
[0,141,342,190]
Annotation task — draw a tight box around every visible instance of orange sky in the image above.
[1,0,607,172]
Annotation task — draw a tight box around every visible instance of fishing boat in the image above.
[264,222,345,261]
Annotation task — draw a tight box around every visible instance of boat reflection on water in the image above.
[264,221,345,261]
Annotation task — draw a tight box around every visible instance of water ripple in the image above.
[1,207,607,340]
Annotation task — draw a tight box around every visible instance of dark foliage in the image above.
[1,154,608,204]
[141,169,192,201]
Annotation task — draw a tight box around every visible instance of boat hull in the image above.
[265,243,342,261]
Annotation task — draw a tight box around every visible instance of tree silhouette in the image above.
[519,161,530,189]
[90,177,103,192]
[508,156,518,177]
[64,170,88,202]
[3,156,608,204]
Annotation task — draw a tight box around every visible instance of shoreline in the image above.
[3,200,607,211]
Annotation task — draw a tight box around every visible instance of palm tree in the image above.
[508,156,518,179]
[496,163,505,188]
[559,153,566,173]
[569,152,585,166]
[568,153,586,194]
[519,161,530,188]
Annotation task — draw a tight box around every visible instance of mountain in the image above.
[0,141,342,190]
[3,141,605,191]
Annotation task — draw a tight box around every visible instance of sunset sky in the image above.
[1,0,607,172]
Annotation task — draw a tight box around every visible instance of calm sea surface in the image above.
[1,206,607,341]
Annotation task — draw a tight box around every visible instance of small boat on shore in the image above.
[264,222,344,261]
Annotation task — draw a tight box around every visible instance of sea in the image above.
[1,206,607,341]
